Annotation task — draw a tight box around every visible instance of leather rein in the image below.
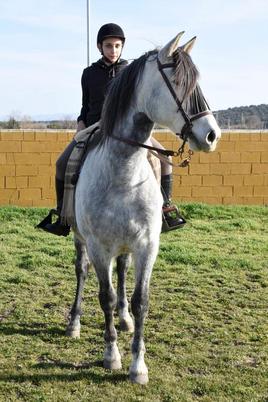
[111,55,212,167]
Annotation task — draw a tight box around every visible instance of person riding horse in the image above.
[37,27,221,384]
[37,23,185,236]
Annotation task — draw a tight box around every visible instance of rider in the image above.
[38,23,185,236]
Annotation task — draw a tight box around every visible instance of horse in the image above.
[65,32,221,384]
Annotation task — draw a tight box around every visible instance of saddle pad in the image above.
[61,123,102,226]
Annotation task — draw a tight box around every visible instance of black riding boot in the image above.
[161,174,186,230]
[36,178,70,236]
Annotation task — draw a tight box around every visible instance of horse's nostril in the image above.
[207,130,216,143]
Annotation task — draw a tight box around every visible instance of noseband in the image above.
[157,57,212,147]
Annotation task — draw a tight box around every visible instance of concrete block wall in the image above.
[154,130,268,205]
[0,130,73,207]
[0,129,267,206]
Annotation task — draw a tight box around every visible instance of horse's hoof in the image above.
[66,327,80,339]
[120,318,134,333]
[129,371,149,385]
[104,359,122,370]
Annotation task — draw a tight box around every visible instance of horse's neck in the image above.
[100,111,154,181]
[115,110,154,141]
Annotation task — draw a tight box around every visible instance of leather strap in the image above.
[157,58,192,128]
[110,134,179,157]
[157,57,212,141]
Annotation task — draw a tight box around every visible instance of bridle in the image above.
[156,56,212,151]
[111,54,213,165]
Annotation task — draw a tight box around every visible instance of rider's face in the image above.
[99,37,123,64]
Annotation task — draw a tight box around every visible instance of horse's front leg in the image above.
[129,244,158,385]
[94,256,121,370]
[116,254,134,333]
[66,237,90,338]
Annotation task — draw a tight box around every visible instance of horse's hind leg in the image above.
[116,254,134,333]
[66,237,90,338]
[129,244,158,384]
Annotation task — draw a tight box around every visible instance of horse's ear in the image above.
[158,31,185,63]
[181,36,197,54]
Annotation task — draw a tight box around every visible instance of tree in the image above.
[5,117,20,129]
[245,115,261,129]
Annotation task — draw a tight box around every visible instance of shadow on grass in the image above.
[1,321,130,384]
[0,321,65,337]
[34,357,103,370]
[0,368,129,384]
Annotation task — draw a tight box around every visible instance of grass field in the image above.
[0,204,267,401]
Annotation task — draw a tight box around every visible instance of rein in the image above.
[110,134,179,157]
[149,148,194,169]
[110,133,193,168]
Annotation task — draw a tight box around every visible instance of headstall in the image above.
[156,56,212,156]
[111,55,212,167]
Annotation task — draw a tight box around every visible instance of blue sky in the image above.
[0,0,267,120]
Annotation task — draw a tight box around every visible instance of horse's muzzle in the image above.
[206,129,217,145]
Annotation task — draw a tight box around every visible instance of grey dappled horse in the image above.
[66,32,221,384]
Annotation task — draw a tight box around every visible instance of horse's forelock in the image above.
[172,48,199,101]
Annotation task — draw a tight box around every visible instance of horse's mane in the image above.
[101,48,200,137]
[101,52,151,137]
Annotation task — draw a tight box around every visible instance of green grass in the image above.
[0,204,267,401]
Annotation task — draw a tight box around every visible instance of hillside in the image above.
[1,104,268,130]
[214,104,268,129]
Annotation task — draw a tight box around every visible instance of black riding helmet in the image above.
[97,23,125,44]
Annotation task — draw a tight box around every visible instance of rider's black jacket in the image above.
[77,58,128,127]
